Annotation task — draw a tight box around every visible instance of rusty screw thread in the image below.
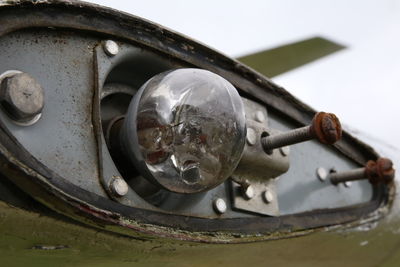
[330,168,366,185]
[261,125,312,151]
[330,158,395,185]
[261,112,342,151]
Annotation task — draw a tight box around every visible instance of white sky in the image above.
[87,0,400,149]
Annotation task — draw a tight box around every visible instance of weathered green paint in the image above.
[237,37,345,77]
[1,200,400,267]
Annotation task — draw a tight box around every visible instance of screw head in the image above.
[246,127,257,146]
[110,177,128,197]
[262,189,274,204]
[103,40,119,56]
[0,72,44,124]
[254,111,265,123]
[213,198,227,214]
[316,167,328,181]
[242,184,255,199]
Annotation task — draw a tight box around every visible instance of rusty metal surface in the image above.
[366,158,395,184]
[310,112,342,144]
[330,158,395,185]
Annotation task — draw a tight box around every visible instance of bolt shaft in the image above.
[330,158,395,186]
[330,168,366,185]
[261,112,342,152]
[262,125,312,151]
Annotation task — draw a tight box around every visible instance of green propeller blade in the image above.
[237,37,345,78]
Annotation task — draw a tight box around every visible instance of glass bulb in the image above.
[121,68,246,193]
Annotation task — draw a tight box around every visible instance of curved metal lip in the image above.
[0,0,391,243]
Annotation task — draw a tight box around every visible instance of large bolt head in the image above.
[0,73,44,123]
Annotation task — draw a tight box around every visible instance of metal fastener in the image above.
[279,146,290,156]
[254,110,265,123]
[0,71,44,125]
[246,127,257,146]
[103,40,119,56]
[330,158,395,185]
[262,189,274,204]
[316,167,328,181]
[344,181,352,188]
[261,112,342,152]
[213,198,227,214]
[110,176,129,197]
[242,184,255,199]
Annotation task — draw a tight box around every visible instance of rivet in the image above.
[242,184,255,199]
[110,176,128,197]
[213,198,227,214]
[254,110,265,123]
[262,189,274,204]
[246,127,257,146]
[316,167,328,182]
[103,40,119,56]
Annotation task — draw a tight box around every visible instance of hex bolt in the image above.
[0,72,44,125]
[330,158,395,185]
[261,112,342,152]
[213,198,227,214]
[103,40,119,56]
[110,176,129,197]
[242,184,255,199]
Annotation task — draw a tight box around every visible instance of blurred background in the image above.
[86,0,400,155]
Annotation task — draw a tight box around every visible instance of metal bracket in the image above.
[230,98,289,216]
[231,180,279,216]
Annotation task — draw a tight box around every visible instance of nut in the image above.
[310,112,342,145]
[366,157,395,184]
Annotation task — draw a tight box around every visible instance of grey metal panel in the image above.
[0,29,106,196]
[269,112,373,214]
[0,28,374,219]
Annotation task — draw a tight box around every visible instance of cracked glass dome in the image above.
[121,68,246,193]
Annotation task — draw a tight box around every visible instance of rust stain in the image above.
[310,112,342,144]
[366,158,395,184]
